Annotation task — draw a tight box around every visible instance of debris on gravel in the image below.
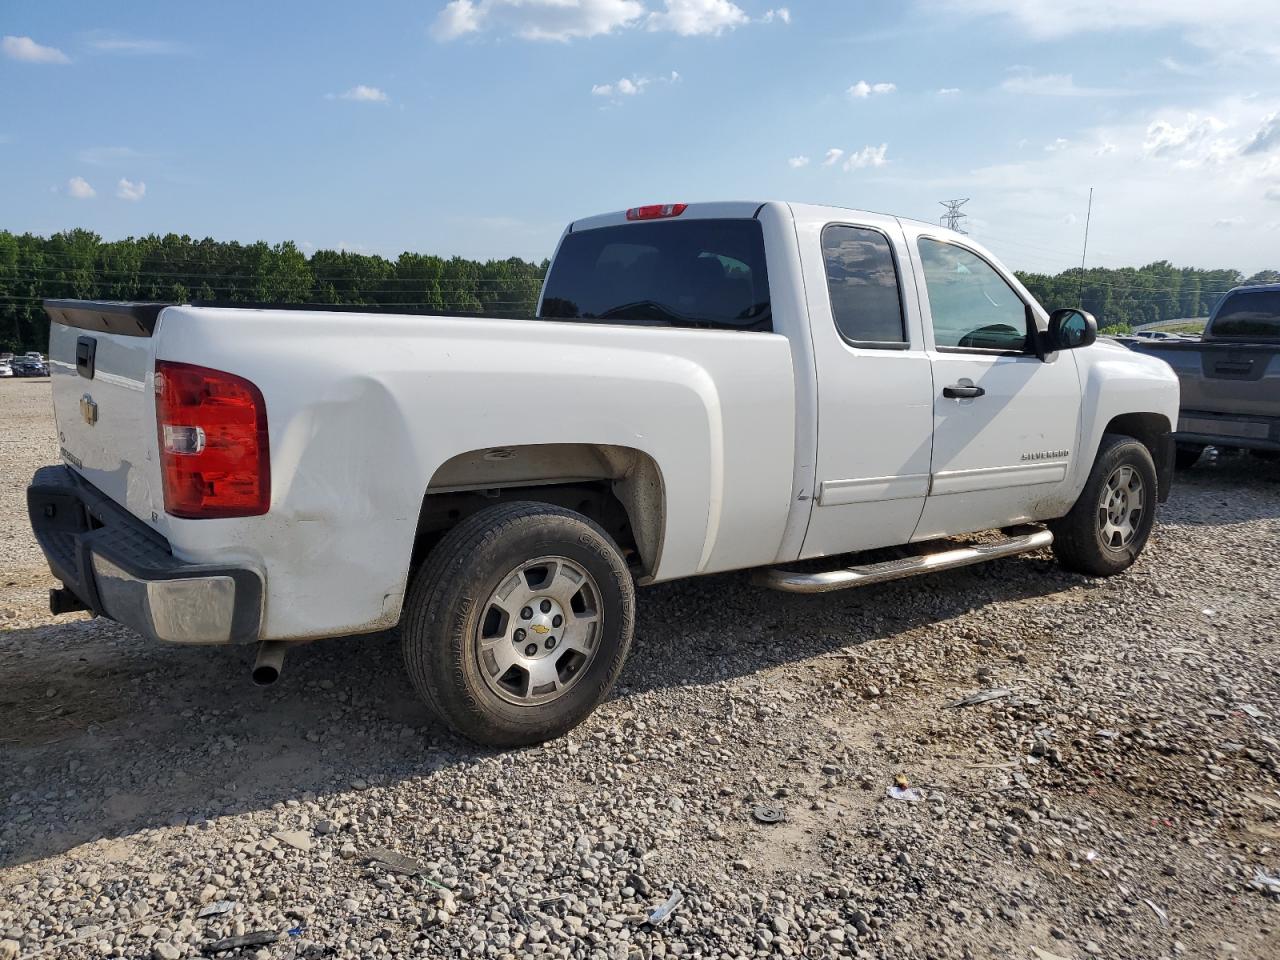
[2,380,1279,959]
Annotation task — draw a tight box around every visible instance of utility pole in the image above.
[1077,187,1093,304]
[939,198,969,234]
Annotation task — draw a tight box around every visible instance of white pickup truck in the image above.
[30,201,1180,745]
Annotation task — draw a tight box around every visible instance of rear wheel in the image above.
[1049,435,1158,577]
[1175,443,1206,470]
[400,501,634,746]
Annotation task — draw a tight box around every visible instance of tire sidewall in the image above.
[423,511,634,743]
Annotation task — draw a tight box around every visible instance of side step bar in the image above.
[754,526,1054,594]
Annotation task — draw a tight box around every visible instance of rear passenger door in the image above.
[798,215,936,558]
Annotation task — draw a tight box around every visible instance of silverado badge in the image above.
[1021,449,1069,462]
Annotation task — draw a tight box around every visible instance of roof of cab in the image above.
[569,200,966,239]
[570,201,766,232]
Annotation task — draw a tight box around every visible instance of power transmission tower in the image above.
[939,198,969,234]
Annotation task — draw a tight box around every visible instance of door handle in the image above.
[943,383,985,399]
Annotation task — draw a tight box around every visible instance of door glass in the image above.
[918,239,1030,352]
[821,225,906,345]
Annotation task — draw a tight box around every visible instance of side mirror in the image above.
[1045,308,1097,351]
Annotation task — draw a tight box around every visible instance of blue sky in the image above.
[3,0,1279,273]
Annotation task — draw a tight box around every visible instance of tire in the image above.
[400,501,635,747]
[1175,443,1205,470]
[1049,434,1158,577]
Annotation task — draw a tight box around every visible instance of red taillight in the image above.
[155,361,270,518]
[625,203,688,221]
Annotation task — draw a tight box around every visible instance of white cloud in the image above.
[1242,112,1280,156]
[333,85,389,102]
[1266,186,1280,202]
[428,0,783,41]
[432,0,485,39]
[844,143,888,170]
[79,146,143,166]
[87,35,186,55]
[1142,113,1231,165]
[938,0,1262,39]
[432,0,646,41]
[1044,138,1070,152]
[67,176,95,199]
[812,145,889,171]
[937,87,960,95]
[1000,68,1115,97]
[1159,56,1194,74]
[1215,216,1245,228]
[2,35,70,64]
[938,0,1280,59]
[848,80,896,99]
[647,0,749,35]
[897,95,1280,273]
[116,178,146,201]
[591,71,679,100]
[787,155,810,168]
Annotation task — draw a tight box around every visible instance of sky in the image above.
[2,0,1280,275]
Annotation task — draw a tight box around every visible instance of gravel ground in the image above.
[2,378,1279,960]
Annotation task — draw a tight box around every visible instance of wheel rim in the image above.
[1096,464,1145,550]
[474,556,604,706]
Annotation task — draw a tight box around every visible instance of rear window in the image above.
[1210,290,1280,339]
[540,219,771,331]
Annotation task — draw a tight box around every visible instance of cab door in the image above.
[797,214,935,559]
[905,230,1082,540]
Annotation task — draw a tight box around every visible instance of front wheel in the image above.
[400,501,635,746]
[1049,435,1158,577]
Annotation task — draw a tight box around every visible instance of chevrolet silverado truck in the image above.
[1129,283,1280,468]
[29,201,1179,745]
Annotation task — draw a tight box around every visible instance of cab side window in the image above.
[822,225,907,346]
[918,238,1031,353]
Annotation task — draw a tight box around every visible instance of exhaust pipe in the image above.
[252,641,288,686]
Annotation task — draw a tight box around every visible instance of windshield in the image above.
[539,218,771,330]
[1210,289,1280,339]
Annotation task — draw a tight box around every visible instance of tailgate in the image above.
[1131,340,1280,418]
[44,301,168,522]
[1184,343,1280,417]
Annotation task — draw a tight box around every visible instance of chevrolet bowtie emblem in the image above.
[80,394,98,426]
[530,624,550,635]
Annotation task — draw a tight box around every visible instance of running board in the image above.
[754,526,1054,594]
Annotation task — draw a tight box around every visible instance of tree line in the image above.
[1016,263,1280,333]
[0,228,547,352]
[3,228,1278,351]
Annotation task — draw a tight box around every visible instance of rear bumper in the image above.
[1175,410,1280,452]
[27,465,263,644]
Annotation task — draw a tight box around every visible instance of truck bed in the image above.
[44,298,798,640]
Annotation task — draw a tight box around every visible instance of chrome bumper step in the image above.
[754,525,1054,594]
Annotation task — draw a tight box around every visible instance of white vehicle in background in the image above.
[29,201,1179,746]
[0,360,12,378]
